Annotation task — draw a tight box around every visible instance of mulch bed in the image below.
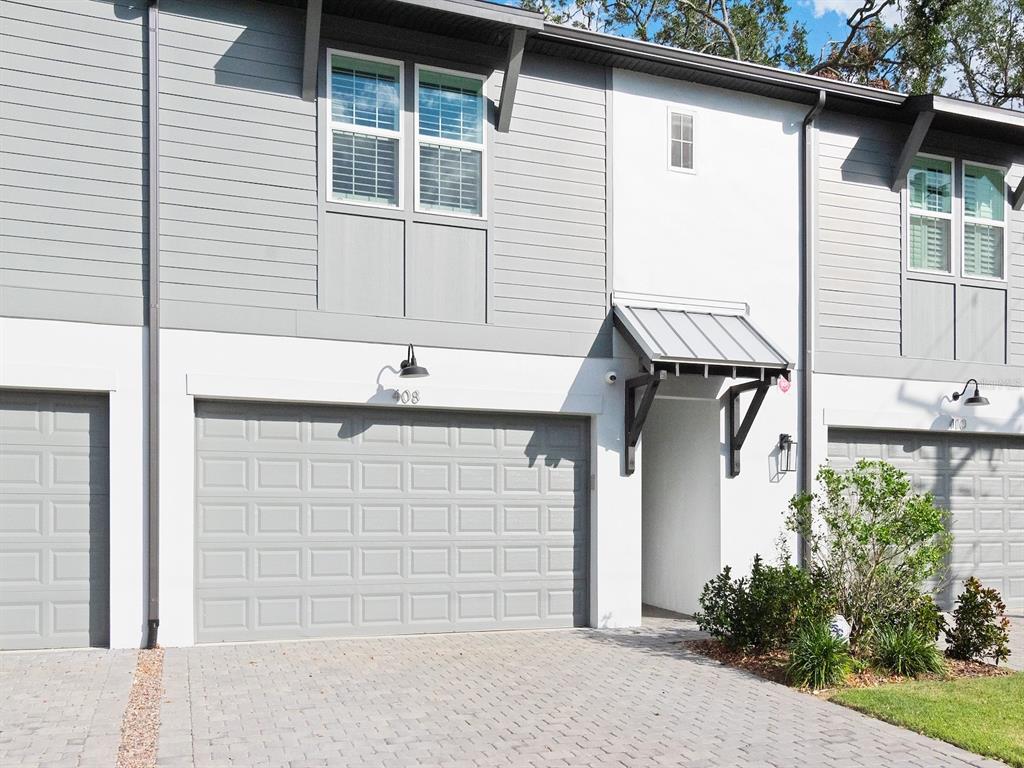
[684,638,1013,693]
[116,646,165,768]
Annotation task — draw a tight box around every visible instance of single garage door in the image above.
[0,391,109,649]
[195,402,589,642]
[829,429,1023,614]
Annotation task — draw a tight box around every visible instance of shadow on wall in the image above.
[868,382,1023,608]
[120,0,307,97]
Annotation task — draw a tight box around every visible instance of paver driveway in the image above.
[155,616,1008,768]
[0,648,135,767]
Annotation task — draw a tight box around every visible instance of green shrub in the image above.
[785,460,952,650]
[945,577,1011,664]
[694,555,817,650]
[871,624,945,677]
[787,620,852,689]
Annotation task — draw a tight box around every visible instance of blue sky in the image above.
[500,1,873,70]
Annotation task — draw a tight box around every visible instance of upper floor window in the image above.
[668,111,694,172]
[908,155,952,273]
[416,67,485,217]
[329,52,402,208]
[962,163,1005,280]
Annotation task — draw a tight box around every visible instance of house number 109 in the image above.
[393,389,420,404]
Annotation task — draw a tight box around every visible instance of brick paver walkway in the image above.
[0,648,136,768]
[154,616,1009,768]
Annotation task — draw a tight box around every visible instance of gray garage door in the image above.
[828,429,1023,615]
[194,402,590,643]
[0,391,109,649]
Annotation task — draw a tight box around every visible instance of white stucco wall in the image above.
[611,69,804,595]
[157,328,643,646]
[0,318,147,649]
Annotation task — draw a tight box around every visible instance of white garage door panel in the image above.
[828,429,1023,615]
[0,391,109,650]
[195,403,589,642]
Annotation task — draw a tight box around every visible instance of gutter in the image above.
[146,0,160,649]
[798,90,825,566]
[538,25,904,106]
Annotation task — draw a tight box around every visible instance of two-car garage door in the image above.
[829,429,1023,615]
[194,402,590,643]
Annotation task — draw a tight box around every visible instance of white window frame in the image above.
[666,108,696,175]
[960,160,1008,283]
[325,47,405,210]
[906,152,955,277]
[413,63,487,220]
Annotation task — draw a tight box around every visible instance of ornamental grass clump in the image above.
[870,624,945,677]
[787,620,852,689]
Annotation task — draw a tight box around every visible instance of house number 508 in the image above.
[393,389,420,404]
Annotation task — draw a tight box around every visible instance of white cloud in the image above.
[811,0,903,25]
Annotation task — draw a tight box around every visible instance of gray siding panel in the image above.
[492,56,608,335]
[155,0,318,313]
[815,114,902,360]
[0,0,146,324]
[957,286,1006,364]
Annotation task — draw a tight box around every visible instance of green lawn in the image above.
[832,673,1024,767]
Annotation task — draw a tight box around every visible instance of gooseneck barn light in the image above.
[399,344,429,378]
[951,378,989,407]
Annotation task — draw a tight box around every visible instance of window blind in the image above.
[963,223,1004,278]
[418,71,482,143]
[419,144,481,214]
[909,215,951,272]
[332,131,398,206]
[331,56,400,130]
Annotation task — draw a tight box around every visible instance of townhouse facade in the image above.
[0,0,1020,650]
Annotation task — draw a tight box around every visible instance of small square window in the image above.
[669,112,694,171]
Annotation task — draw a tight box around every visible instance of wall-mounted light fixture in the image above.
[951,378,989,407]
[778,433,797,473]
[399,344,429,378]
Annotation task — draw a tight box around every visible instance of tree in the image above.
[784,460,952,649]
[805,0,954,93]
[521,0,812,69]
[944,0,1024,107]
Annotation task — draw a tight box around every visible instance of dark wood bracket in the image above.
[727,379,771,478]
[624,370,666,476]
[1013,175,1024,212]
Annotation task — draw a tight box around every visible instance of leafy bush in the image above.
[875,594,947,642]
[694,555,817,650]
[787,620,852,689]
[944,577,1011,664]
[871,624,945,677]
[785,460,952,649]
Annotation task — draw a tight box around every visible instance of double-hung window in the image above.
[962,163,1006,280]
[668,111,694,172]
[329,52,402,207]
[907,155,953,273]
[416,67,485,217]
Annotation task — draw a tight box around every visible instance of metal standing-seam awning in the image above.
[613,304,794,477]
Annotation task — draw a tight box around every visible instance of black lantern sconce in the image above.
[951,378,988,407]
[399,344,429,378]
[778,433,797,473]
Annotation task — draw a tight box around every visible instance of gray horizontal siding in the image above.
[156,0,317,312]
[0,0,146,324]
[815,113,1024,378]
[815,113,902,360]
[491,55,607,335]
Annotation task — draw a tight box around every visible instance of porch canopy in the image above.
[612,303,793,477]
